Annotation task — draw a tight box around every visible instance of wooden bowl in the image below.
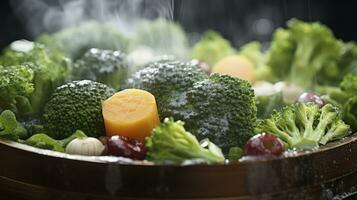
[0,134,357,200]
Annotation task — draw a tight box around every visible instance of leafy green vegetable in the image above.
[0,110,19,138]
[146,118,225,163]
[191,31,235,66]
[0,110,28,141]
[37,21,131,60]
[258,103,350,149]
[0,41,72,116]
[25,130,88,152]
[73,48,129,88]
[43,80,115,139]
[25,133,64,152]
[266,19,342,88]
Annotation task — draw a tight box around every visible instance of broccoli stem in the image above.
[289,40,316,88]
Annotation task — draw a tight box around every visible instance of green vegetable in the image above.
[133,19,189,59]
[124,60,208,120]
[342,96,357,131]
[266,19,342,88]
[0,65,34,114]
[191,31,235,66]
[186,74,257,149]
[20,118,44,137]
[25,130,88,152]
[0,41,72,116]
[181,74,257,151]
[259,103,350,149]
[37,21,131,60]
[316,74,357,131]
[0,110,28,141]
[146,118,225,163]
[318,42,357,86]
[340,73,357,95]
[127,65,256,150]
[73,48,129,88]
[43,80,115,139]
[25,133,64,152]
[227,147,243,160]
[59,130,87,147]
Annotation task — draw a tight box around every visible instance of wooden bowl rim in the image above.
[1,132,356,167]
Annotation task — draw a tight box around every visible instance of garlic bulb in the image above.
[65,137,105,156]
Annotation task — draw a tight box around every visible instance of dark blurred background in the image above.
[1,0,356,49]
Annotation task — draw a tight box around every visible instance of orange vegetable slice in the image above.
[102,89,160,142]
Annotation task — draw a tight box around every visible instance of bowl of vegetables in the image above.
[0,18,356,200]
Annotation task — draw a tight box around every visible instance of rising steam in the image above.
[11,0,175,37]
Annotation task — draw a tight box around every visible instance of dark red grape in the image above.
[297,92,325,108]
[244,133,285,157]
[106,135,147,160]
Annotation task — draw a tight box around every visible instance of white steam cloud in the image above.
[11,0,174,37]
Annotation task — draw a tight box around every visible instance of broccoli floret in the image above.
[191,31,235,66]
[124,60,208,120]
[37,21,131,60]
[266,19,342,88]
[259,103,350,149]
[318,42,357,85]
[0,41,72,116]
[181,74,257,151]
[0,65,34,114]
[0,110,28,141]
[342,96,357,131]
[146,118,225,163]
[43,80,115,139]
[340,74,357,95]
[316,74,357,131]
[73,48,129,88]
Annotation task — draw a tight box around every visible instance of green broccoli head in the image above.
[146,118,225,163]
[181,74,257,151]
[191,30,235,66]
[0,41,72,116]
[0,65,34,113]
[266,19,342,88]
[43,80,115,139]
[259,103,350,149]
[124,60,208,120]
[73,48,129,88]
